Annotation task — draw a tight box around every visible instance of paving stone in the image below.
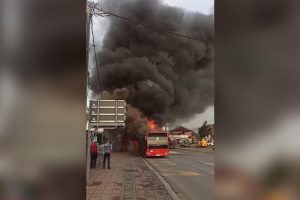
[87,152,173,200]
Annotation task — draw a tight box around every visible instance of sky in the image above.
[89,0,215,130]
[163,0,214,15]
[176,106,214,130]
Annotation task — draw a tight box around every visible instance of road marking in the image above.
[161,170,201,177]
[204,162,214,166]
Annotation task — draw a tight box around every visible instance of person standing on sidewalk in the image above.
[98,142,105,167]
[90,140,98,169]
[103,140,112,169]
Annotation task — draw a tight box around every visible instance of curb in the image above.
[142,159,180,200]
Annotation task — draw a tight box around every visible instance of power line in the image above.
[93,6,205,43]
[89,3,206,94]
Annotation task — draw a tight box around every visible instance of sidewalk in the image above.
[86,152,173,200]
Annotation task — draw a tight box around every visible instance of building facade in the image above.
[169,126,197,143]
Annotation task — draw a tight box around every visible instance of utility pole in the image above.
[86,2,126,186]
[86,1,105,185]
[86,0,95,186]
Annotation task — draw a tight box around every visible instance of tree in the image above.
[198,121,209,139]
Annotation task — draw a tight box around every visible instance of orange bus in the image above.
[145,132,169,157]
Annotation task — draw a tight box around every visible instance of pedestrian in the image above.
[90,140,98,169]
[98,142,105,167]
[103,140,112,169]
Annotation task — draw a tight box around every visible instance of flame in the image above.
[147,120,162,131]
[148,120,155,129]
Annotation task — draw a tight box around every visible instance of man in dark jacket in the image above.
[103,140,112,169]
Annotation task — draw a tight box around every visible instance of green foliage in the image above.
[198,120,210,138]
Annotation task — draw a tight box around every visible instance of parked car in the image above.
[180,140,190,147]
[169,140,176,149]
[208,142,214,146]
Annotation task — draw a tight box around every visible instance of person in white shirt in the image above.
[103,140,112,169]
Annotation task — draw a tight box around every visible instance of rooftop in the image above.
[170,126,193,133]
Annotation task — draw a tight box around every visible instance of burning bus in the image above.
[145,132,169,157]
[129,119,169,157]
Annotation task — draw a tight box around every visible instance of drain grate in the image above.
[91,181,101,186]
[123,169,138,172]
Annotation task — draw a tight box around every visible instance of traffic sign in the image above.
[89,100,126,128]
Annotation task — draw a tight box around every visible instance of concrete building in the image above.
[169,126,197,142]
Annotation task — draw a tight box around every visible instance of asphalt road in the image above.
[146,148,214,200]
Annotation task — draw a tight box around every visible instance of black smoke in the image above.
[91,0,214,125]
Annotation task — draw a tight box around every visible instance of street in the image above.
[146,148,214,200]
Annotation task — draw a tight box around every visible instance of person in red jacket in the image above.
[90,140,98,169]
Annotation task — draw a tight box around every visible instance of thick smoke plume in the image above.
[101,88,152,137]
[92,0,214,131]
